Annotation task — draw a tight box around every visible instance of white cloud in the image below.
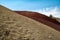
[34,7,60,18]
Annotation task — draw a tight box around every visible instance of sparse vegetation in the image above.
[49,14,53,18]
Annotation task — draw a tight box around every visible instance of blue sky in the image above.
[0,0,60,18]
[0,0,60,10]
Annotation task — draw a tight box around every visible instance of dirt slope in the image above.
[0,5,60,40]
[15,11,60,31]
[56,18,60,22]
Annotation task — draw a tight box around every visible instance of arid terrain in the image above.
[0,5,60,40]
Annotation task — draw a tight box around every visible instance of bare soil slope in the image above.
[0,5,60,40]
[56,18,60,22]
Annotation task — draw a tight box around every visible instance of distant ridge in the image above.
[15,11,60,31]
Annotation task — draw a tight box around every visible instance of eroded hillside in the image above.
[0,5,60,40]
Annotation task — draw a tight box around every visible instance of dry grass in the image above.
[0,5,60,40]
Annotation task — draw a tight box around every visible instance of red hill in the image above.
[15,11,60,31]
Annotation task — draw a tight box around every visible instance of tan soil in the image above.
[0,5,60,40]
